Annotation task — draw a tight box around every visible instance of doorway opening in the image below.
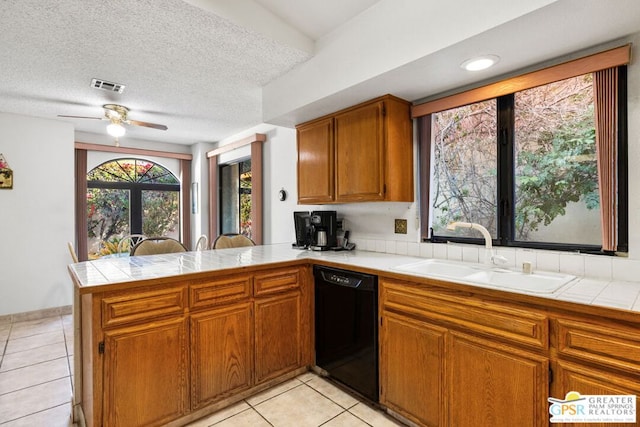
[219,158,252,239]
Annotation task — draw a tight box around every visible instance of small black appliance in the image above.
[293,211,313,248]
[309,210,337,250]
[292,210,337,250]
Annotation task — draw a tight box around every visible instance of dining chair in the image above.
[67,242,79,263]
[130,236,188,256]
[194,234,208,251]
[212,233,255,249]
[118,234,147,254]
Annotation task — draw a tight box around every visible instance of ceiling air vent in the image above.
[90,78,125,93]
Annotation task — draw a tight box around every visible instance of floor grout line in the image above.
[253,407,276,427]
[0,374,72,397]
[0,402,70,426]
[0,323,13,372]
[0,315,75,426]
[0,354,69,375]
[317,409,350,426]
[244,381,305,409]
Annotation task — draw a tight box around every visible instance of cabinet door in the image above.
[448,331,549,427]
[254,292,301,383]
[297,117,335,203]
[191,302,252,409]
[103,317,189,427]
[335,101,385,202]
[553,360,640,427]
[380,311,446,427]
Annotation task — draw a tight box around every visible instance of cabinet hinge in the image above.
[98,341,105,355]
[549,367,553,384]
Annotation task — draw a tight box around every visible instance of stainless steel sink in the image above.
[392,259,576,294]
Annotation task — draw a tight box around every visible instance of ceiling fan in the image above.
[58,104,168,145]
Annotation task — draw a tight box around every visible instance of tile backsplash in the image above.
[352,238,640,283]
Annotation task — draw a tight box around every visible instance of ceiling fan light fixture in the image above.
[106,122,126,137]
[461,54,500,71]
[106,110,121,120]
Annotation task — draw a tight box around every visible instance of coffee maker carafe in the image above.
[310,210,337,250]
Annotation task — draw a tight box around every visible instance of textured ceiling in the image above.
[1,1,639,147]
[0,0,322,145]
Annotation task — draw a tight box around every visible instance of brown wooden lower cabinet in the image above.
[380,311,446,427]
[80,265,311,427]
[79,264,640,427]
[254,292,302,384]
[380,277,550,427]
[103,317,189,427]
[552,316,640,427]
[379,276,640,427]
[448,331,549,427]
[380,312,548,427]
[553,360,640,427]
[190,302,253,409]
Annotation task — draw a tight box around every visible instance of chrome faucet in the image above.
[446,221,508,266]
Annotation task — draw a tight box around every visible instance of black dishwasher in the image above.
[314,265,378,402]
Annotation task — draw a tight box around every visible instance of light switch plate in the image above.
[395,219,407,234]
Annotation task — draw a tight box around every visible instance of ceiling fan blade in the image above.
[128,120,168,131]
[58,115,104,120]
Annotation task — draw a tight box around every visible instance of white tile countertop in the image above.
[68,243,640,313]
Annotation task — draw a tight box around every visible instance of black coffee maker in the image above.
[310,210,337,250]
[293,210,337,250]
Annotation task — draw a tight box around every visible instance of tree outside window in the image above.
[431,74,601,247]
[87,158,180,258]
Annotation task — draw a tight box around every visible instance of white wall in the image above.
[207,124,302,245]
[263,0,558,122]
[190,142,214,243]
[0,113,75,316]
[208,123,421,246]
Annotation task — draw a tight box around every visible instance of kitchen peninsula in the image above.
[69,245,640,427]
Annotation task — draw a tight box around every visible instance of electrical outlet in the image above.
[395,219,407,234]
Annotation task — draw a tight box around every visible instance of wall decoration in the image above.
[191,182,199,214]
[0,154,13,189]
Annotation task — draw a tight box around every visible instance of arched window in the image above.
[86,158,180,258]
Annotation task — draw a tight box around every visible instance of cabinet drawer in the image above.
[254,268,300,296]
[382,280,548,350]
[189,275,251,310]
[102,286,186,328]
[555,318,640,372]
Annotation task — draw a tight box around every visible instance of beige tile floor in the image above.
[0,314,74,426]
[0,314,405,427]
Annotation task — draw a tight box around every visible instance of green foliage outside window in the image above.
[516,113,598,238]
[432,74,600,243]
[87,159,180,258]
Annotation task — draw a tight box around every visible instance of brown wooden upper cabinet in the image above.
[296,94,414,204]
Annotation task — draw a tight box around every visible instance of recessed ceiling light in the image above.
[461,55,500,71]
